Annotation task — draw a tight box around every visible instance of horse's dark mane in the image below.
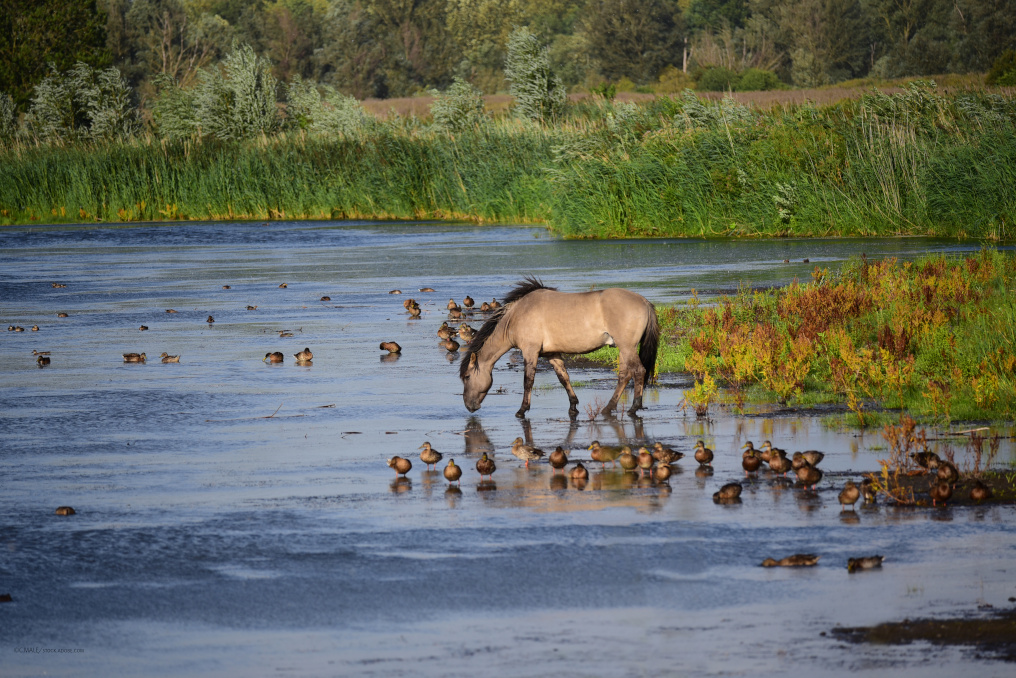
[459,277,556,379]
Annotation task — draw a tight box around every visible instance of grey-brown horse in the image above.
[460,278,659,418]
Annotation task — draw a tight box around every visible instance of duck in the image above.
[437,322,456,340]
[443,459,462,484]
[379,341,402,354]
[618,446,638,472]
[549,446,569,472]
[440,338,460,352]
[264,352,284,363]
[279,283,288,288]
[387,456,412,477]
[936,460,959,485]
[490,298,501,309]
[403,298,416,309]
[861,477,877,503]
[122,352,146,363]
[693,440,713,466]
[31,325,39,331]
[588,440,622,468]
[319,296,330,302]
[653,442,684,464]
[36,355,50,365]
[57,312,68,318]
[222,285,231,289]
[447,299,461,312]
[7,325,13,331]
[408,304,422,317]
[246,305,258,310]
[791,452,808,472]
[511,437,545,468]
[294,347,313,361]
[570,462,589,482]
[637,447,655,477]
[13,325,24,331]
[279,331,293,337]
[795,462,823,489]
[479,302,492,312]
[929,479,952,506]
[51,282,67,288]
[970,479,992,502]
[769,452,793,476]
[713,482,742,502]
[389,289,402,294]
[802,450,824,466]
[655,463,672,482]
[32,350,50,356]
[419,442,443,469]
[206,315,215,323]
[457,324,476,342]
[475,453,496,479]
[139,325,149,331]
[160,352,180,363]
[165,309,178,313]
[448,308,463,319]
[761,554,820,567]
[742,450,762,475]
[911,451,940,470]
[419,287,435,293]
[847,555,884,573]
[462,295,474,308]
[838,480,860,510]
[759,440,774,464]
[54,506,76,516]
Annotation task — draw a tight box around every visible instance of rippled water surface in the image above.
[2,222,1015,677]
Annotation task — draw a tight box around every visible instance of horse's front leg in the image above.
[546,353,579,418]
[516,353,538,418]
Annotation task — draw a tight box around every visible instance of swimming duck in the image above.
[795,462,822,489]
[970,479,992,502]
[7,325,13,331]
[32,350,50,356]
[166,309,178,313]
[160,352,180,363]
[761,554,820,567]
[319,296,330,302]
[618,446,638,472]
[54,506,76,516]
[139,325,149,331]
[802,450,824,466]
[838,480,860,510]
[380,341,402,354]
[549,446,569,472]
[637,447,655,477]
[462,296,474,308]
[419,287,435,293]
[861,477,877,503]
[387,456,412,477]
[713,482,742,502]
[294,347,313,361]
[570,462,589,482]
[279,331,293,337]
[14,326,24,331]
[911,451,940,470]
[246,305,258,310]
[278,283,287,288]
[588,441,622,468]
[936,460,959,485]
[929,479,952,506]
[57,313,68,318]
[264,352,284,363]
[440,338,460,352]
[122,352,146,363]
[847,555,884,573]
[511,437,545,468]
[222,285,231,289]
[389,289,401,294]
[51,283,66,288]
[36,355,50,365]
[31,325,39,331]
[693,440,713,466]
[653,442,684,464]
[419,442,443,469]
[655,463,673,482]
[206,315,215,323]
[443,459,462,484]
[475,453,496,479]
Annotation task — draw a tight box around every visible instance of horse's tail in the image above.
[638,302,660,386]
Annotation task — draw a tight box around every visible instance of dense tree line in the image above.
[1,0,1014,110]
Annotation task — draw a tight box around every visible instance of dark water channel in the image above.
[2,221,1015,677]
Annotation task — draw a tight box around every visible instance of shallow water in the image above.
[2,222,1015,677]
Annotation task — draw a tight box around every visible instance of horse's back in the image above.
[512,287,652,354]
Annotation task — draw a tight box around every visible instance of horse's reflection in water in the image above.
[463,416,495,457]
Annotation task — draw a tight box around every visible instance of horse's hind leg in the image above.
[602,364,632,418]
[546,353,579,418]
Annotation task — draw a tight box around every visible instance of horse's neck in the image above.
[478,327,514,368]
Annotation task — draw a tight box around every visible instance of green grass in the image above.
[1,83,1013,239]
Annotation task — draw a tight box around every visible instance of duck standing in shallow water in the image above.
[387,456,412,477]
[970,480,992,502]
[443,459,462,484]
[929,479,952,506]
[653,442,683,464]
[511,437,545,468]
[570,462,589,482]
[476,453,496,480]
[588,441,622,468]
[795,462,822,489]
[549,446,568,472]
[618,446,638,472]
[694,440,713,466]
[637,447,655,477]
[861,477,877,503]
[294,347,313,362]
[838,480,860,510]
[419,442,443,469]
[462,295,474,309]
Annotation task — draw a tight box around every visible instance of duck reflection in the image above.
[390,477,412,494]
[379,353,400,364]
[444,486,463,506]
[477,480,498,495]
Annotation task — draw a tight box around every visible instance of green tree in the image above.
[0,0,111,110]
[582,0,684,84]
[192,42,279,140]
[504,27,565,122]
[429,76,486,131]
[24,62,139,142]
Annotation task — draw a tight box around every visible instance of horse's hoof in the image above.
[515,410,528,419]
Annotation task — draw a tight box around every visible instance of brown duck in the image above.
[570,462,589,482]
[549,446,569,472]
[970,479,992,502]
[929,479,952,506]
[387,456,412,477]
[447,299,461,312]
[861,477,877,503]
[769,452,792,476]
[294,347,313,361]
[838,480,860,510]
[713,482,742,502]
[802,450,824,466]
[761,554,820,567]
[462,295,474,308]
[795,462,823,489]
[655,463,673,482]
[653,442,684,464]
[476,452,496,479]
[637,447,655,477]
[160,352,180,363]
[588,440,622,468]
[443,459,462,484]
[847,555,884,573]
[36,355,51,365]
[437,323,456,340]
[693,440,713,466]
[380,341,402,354]
[264,352,284,363]
[511,437,545,468]
[618,446,638,472]
[122,352,146,363]
[419,442,443,469]
[936,460,959,485]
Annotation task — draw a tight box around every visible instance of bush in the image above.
[24,62,139,143]
[735,68,782,92]
[0,92,16,142]
[193,43,279,141]
[504,27,566,123]
[287,76,369,135]
[654,65,695,94]
[987,50,1016,87]
[696,66,738,92]
[429,77,487,132]
[151,75,198,141]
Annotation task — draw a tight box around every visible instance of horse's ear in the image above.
[468,353,477,369]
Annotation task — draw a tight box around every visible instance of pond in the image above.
[2,221,1015,676]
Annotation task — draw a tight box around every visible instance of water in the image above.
[2,222,1015,677]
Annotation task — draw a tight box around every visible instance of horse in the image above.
[459,277,659,418]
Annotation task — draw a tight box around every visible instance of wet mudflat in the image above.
[2,221,1016,677]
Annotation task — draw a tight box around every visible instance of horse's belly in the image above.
[543,332,613,354]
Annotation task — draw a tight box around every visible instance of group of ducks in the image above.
[912,449,991,505]
[263,347,314,364]
[383,292,501,354]
[121,352,181,363]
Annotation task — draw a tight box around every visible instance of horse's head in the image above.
[460,352,492,412]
